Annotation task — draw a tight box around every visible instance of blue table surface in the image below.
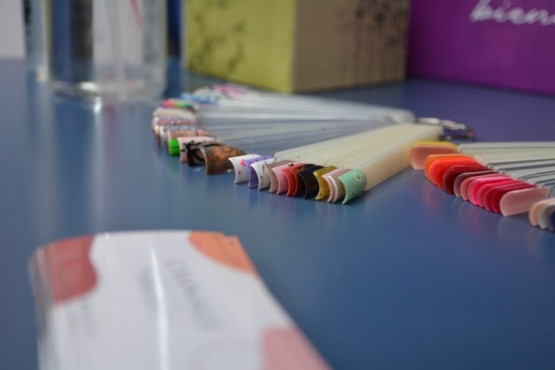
[1,59,555,369]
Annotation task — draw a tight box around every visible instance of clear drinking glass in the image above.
[22,0,48,79]
[47,0,167,103]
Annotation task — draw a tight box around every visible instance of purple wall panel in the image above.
[408,0,555,94]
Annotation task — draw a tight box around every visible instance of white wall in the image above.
[0,0,24,59]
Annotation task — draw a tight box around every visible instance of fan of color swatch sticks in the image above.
[150,85,555,232]
[410,141,555,231]
[151,85,444,203]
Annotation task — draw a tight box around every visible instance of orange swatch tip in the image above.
[410,142,459,170]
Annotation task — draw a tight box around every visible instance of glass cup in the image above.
[22,0,48,79]
[47,0,167,103]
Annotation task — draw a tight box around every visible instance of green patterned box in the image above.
[184,0,410,92]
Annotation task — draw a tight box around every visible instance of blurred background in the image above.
[7,0,555,96]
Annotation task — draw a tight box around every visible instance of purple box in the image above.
[408,0,555,95]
